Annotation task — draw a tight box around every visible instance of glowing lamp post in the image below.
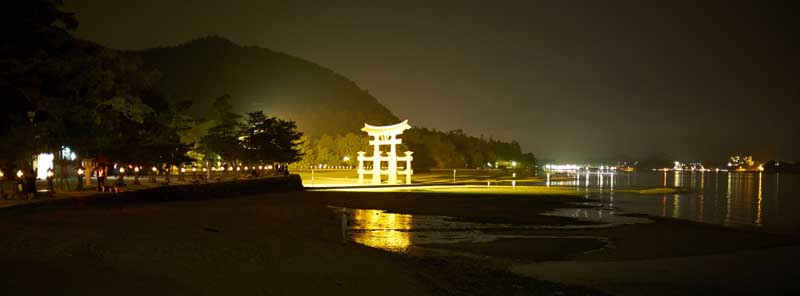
[343,156,351,169]
[117,167,126,187]
[76,167,85,190]
[15,170,24,195]
[132,166,141,185]
[46,168,55,192]
[151,166,158,183]
[511,161,517,178]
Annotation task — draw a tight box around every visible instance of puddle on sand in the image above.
[543,208,653,226]
[330,206,651,254]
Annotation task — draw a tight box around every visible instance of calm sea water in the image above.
[548,171,800,233]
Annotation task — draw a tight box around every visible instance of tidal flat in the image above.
[1,189,797,295]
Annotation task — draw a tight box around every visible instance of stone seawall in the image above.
[109,174,304,203]
[0,175,303,212]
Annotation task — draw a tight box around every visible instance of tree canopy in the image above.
[294,128,535,172]
[1,1,199,170]
[240,111,304,164]
[199,104,304,166]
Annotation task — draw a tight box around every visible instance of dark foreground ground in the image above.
[1,189,798,295]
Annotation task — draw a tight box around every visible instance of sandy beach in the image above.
[1,187,798,295]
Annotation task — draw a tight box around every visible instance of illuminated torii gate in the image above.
[357,120,413,185]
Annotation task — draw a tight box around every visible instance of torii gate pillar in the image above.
[357,120,413,185]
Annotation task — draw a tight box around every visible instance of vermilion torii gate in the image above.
[357,120,414,185]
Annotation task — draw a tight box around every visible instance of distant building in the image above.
[673,161,705,171]
[728,155,760,171]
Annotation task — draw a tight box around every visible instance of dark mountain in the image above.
[136,36,398,137]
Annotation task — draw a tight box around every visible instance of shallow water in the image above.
[549,171,800,232]
[331,172,800,253]
[332,206,647,253]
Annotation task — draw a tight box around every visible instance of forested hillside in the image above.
[137,37,535,170]
[138,36,399,138]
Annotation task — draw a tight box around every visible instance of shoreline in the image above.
[1,186,797,295]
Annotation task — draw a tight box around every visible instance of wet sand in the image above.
[0,190,604,295]
[1,189,797,295]
[322,190,800,295]
[512,245,800,296]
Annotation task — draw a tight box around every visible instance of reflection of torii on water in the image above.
[357,120,413,185]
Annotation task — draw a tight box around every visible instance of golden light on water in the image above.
[348,209,412,252]
[756,172,763,225]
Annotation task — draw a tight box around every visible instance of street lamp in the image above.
[46,168,55,192]
[16,170,24,195]
[132,166,141,185]
[150,166,158,183]
[343,156,351,169]
[117,167,126,187]
[76,167,85,190]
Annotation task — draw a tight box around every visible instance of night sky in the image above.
[64,0,799,162]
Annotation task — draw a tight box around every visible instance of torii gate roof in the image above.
[361,120,412,135]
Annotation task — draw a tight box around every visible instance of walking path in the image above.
[0,174,278,209]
